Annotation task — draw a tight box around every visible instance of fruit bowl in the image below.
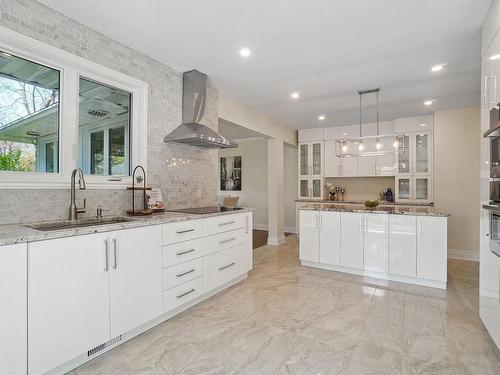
[364,200,380,209]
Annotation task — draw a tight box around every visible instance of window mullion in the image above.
[59,67,79,176]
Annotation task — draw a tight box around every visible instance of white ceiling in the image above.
[218,119,269,141]
[40,0,492,129]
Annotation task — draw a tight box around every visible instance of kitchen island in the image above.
[299,204,448,289]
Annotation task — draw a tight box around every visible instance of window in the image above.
[0,27,148,188]
[78,78,131,176]
[0,51,60,173]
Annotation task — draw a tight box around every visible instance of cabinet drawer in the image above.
[162,258,202,290]
[162,238,203,268]
[204,228,246,256]
[163,220,203,245]
[203,244,246,292]
[204,213,247,236]
[163,277,203,313]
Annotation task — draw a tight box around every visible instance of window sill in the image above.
[0,172,133,190]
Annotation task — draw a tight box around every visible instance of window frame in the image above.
[0,26,148,189]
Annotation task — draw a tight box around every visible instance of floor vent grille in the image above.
[87,335,123,357]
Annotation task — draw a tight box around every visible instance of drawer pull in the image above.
[219,262,236,271]
[176,268,196,278]
[219,237,236,244]
[176,288,196,299]
[176,228,195,234]
[176,248,196,256]
[218,221,235,226]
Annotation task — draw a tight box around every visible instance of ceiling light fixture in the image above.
[239,47,251,57]
[424,100,434,106]
[420,123,427,127]
[318,115,326,121]
[290,92,300,99]
[490,54,500,60]
[431,64,444,72]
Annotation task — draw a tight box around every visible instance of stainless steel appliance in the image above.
[483,105,500,177]
[167,206,244,215]
[487,207,500,258]
[163,70,237,149]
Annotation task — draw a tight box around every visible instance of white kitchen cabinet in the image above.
[0,243,27,375]
[298,177,323,199]
[389,215,417,277]
[363,214,389,272]
[299,210,319,262]
[298,128,324,142]
[298,142,323,177]
[324,140,358,177]
[319,211,341,265]
[340,212,364,269]
[108,225,162,337]
[377,153,396,175]
[416,216,447,282]
[28,233,111,375]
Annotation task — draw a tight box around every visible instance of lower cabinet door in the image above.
[299,210,319,262]
[319,211,341,265]
[109,225,163,337]
[203,245,246,292]
[389,215,416,277]
[340,212,364,269]
[417,216,447,282]
[364,214,389,272]
[28,233,111,375]
[0,244,27,375]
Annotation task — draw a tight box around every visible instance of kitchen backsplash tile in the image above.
[0,0,218,225]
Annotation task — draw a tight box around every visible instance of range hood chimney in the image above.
[164,70,237,148]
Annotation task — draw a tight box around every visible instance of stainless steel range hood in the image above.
[164,70,237,148]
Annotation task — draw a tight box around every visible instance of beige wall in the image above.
[218,139,268,227]
[324,177,395,201]
[218,138,298,233]
[434,107,480,258]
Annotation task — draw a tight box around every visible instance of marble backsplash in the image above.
[0,0,218,225]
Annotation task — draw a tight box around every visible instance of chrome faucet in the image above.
[69,168,86,220]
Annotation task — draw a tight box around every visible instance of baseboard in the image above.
[448,249,479,261]
[251,224,297,233]
[267,235,286,246]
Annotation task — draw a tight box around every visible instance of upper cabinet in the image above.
[298,128,324,142]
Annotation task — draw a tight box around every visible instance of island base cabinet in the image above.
[0,243,27,375]
[319,211,341,265]
[299,210,319,262]
[340,212,364,269]
[28,233,111,375]
[389,215,417,277]
[363,214,389,273]
[416,216,447,283]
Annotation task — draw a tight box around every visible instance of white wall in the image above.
[434,106,480,259]
[218,139,268,228]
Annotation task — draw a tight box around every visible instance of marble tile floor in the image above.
[70,235,500,374]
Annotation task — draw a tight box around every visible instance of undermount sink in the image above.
[27,217,136,231]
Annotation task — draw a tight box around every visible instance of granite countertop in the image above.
[0,208,252,247]
[299,204,448,217]
[296,199,434,207]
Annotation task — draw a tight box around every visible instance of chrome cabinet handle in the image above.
[218,221,235,226]
[176,248,196,256]
[359,216,363,232]
[219,237,236,244]
[219,262,236,271]
[104,240,109,272]
[176,288,195,299]
[176,228,195,234]
[176,268,195,278]
[245,216,249,233]
[112,238,117,269]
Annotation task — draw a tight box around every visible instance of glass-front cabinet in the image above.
[395,174,432,203]
[298,142,323,177]
[298,178,323,199]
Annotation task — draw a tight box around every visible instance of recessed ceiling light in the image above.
[290,92,300,99]
[342,132,347,136]
[490,54,500,60]
[239,47,251,57]
[431,64,444,72]
[420,123,427,127]
[424,100,434,106]
[318,115,326,121]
